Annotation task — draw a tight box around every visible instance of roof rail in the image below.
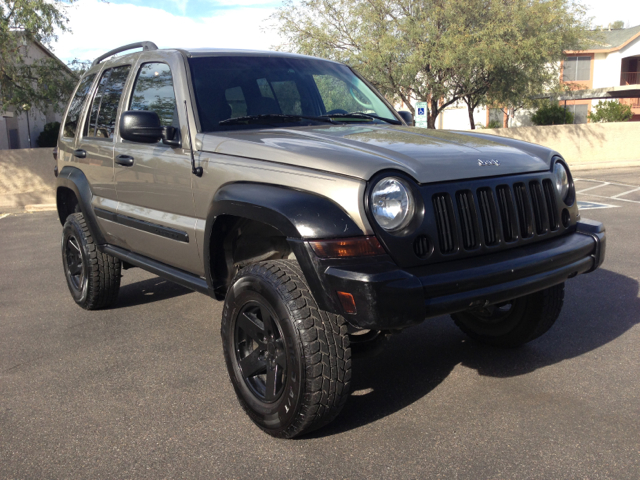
[91,41,159,67]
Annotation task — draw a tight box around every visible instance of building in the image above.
[430,24,640,130]
[0,37,74,150]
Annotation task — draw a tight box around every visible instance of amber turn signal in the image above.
[337,291,357,314]
[309,236,386,258]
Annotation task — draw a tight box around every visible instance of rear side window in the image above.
[84,65,131,139]
[63,74,96,138]
[129,63,178,128]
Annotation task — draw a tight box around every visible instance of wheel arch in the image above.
[56,166,106,245]
[204,182,364,305]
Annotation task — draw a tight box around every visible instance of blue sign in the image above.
[417,107,425,116]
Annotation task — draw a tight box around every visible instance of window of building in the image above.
[563,56,591,82]
[566,104,589,124]
[63,74,96,138]
[129,63,178,129]
[84,65,131,139]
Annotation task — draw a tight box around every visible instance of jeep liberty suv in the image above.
[55,41,606,438]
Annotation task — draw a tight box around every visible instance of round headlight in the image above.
[370,177,414,232]
[553,161,570,202]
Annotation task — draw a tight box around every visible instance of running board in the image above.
[102,245,210,295]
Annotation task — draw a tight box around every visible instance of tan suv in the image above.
[55,42,605,438]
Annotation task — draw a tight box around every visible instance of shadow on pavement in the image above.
[308,268,639,437]
[113,276,192,309]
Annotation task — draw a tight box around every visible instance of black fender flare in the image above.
[56,166,106,245]
[203,182,364,305]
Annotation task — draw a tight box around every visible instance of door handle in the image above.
[73,149,86,159]
[115,155,134,167]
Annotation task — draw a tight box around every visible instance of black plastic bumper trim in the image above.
[95,208,189,243]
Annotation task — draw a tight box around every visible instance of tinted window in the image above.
[85,65,131,139]
[129,63,178,128]
[563,56,590,82]
[63,74,96,138]
[188,56,396,132]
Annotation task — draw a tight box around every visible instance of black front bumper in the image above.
[293,219,605,330]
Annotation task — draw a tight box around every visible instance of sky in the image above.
[50,0,640,64]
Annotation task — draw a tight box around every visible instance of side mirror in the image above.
[398,111,414,126]
[119,111,163,143]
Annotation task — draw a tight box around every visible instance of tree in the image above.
[36,121,60,147]
[610,20,625,29]
[273,0,593,129]
[587,100,633,123]
[1,0,77,115]
[530,102,574,125]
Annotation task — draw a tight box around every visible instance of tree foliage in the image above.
[273,0,593,128]
[36,121,60,147]
[1,0,77,114]
[587,100,633,123]
[530,101,574,125]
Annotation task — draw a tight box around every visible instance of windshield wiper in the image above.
[320,112,401,125]
[219,114,338,126]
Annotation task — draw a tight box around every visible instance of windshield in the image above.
[188,55,398,132]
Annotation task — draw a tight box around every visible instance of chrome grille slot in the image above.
[433,193,456,253]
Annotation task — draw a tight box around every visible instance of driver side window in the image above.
[129,63,179,130]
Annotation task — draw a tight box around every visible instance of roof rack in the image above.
[91,41,158,67]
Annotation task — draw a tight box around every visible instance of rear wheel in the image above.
[61,212,121,310]
[451,283,564,347]
[221,260,351,438]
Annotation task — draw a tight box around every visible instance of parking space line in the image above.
[576,182,610,194]
[0,213,10,220]
[579,193,640,204]
[612,186,640,198]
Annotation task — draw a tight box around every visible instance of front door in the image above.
[112,60,202,275]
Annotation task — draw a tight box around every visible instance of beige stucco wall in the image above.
[479,121,640,170]
[0,148,56,210]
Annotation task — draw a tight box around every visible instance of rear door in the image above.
[111,54,203,275]
[75,63,132,243]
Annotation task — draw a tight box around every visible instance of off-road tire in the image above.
[451,283,565,348]
[221,260,351,438]
[62,212,121,310]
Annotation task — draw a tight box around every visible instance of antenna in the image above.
[184,100,203,177]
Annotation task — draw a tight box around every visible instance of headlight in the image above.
[371,177,414,232]
[553,161,570,202]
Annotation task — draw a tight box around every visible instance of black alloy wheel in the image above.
[61,212,121,310]
[221,260,351,438]
[234,301,288,403]
[64,234,86,293]
[451,283,565,348]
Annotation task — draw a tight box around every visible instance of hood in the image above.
[199,125,556,184]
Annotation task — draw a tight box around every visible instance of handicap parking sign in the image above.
[417,107,425,116]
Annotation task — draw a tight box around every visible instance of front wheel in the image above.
[221,260,351,438]
[451,283,565,348]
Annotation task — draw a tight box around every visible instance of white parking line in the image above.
[574,178,640,204]
[0,213,10,220]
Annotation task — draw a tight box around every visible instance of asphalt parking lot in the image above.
[1,167,639,479]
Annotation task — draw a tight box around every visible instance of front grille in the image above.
[429,178,563,255]
[433,193,456,253]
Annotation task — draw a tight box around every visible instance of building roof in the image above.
[569,24,640,54]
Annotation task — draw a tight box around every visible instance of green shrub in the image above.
[36,121,60,147]
[587,101,633,123]
[530,102,574,125]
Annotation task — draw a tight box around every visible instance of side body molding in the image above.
[56,166,106,245]
[203,182,365,303]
